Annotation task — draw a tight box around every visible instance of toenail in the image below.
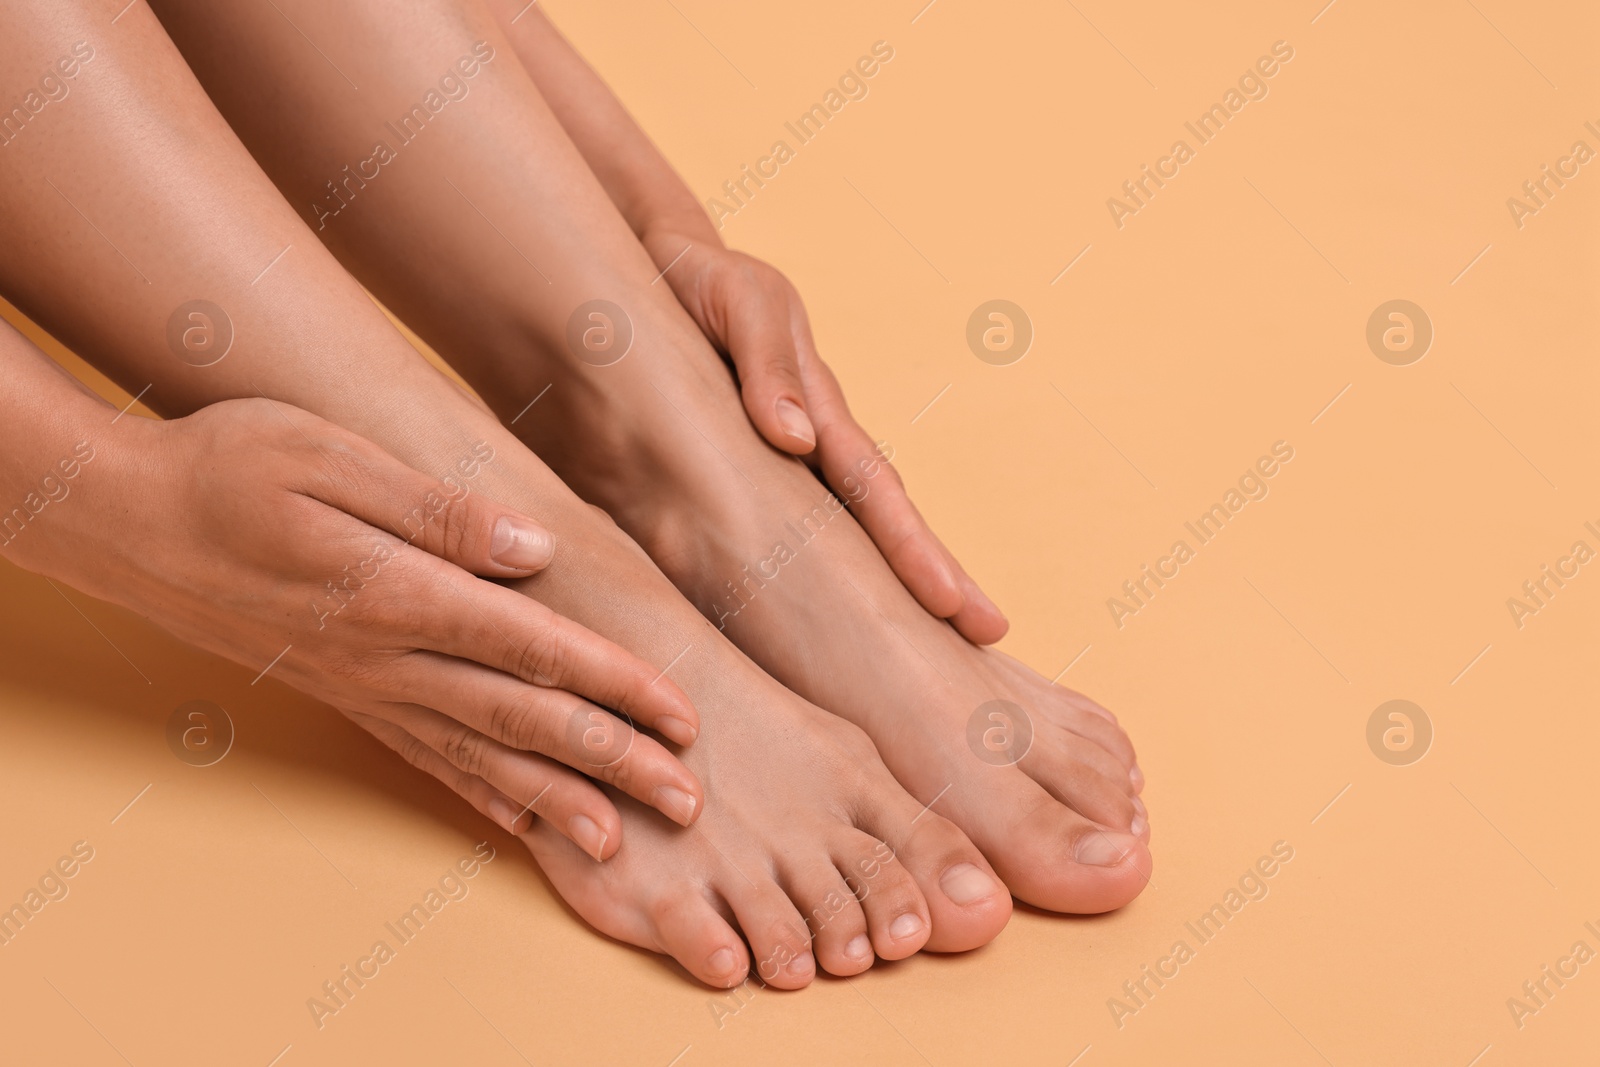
[1130,814,1148,837]
[651,785,698,826]
[708,947,741,982]
[844,935,872,961]
[1129,765,1145,793]
[567,813,608,861]
[939,863,1001,905]
[889,914,925,942]
[785,952,815,978]
[1076,831,1137,867]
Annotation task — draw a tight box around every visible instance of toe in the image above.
[852,804,1011,954]
[830,829,932,960]
[719,876,817,990]
[526,821,750,988]
[1053,705,1138,775]
[777,854,874,976]
[647,888,752,989]
[989,779,1153,913]
[1021,736,1140,832]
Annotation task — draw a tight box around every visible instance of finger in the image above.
[386,651,705,828]
[408,560,701,746]
[347,708,617,857]
[285,422,555,578]
[944,550,1011,645]
[713,268,816,454]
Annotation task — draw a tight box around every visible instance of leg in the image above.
[145,0,1151,909]
[0,1,1011,981]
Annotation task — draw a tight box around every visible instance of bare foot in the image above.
[512,341,1152,914]
[517,639,1012,987]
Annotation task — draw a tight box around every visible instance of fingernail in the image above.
[888,913,925,942]
[784,952,815,978]
[488,797,525,834]
[1129,764,1145,793]
[567,813,608,861]
[939,862,1001,905]
[844,934,872,961]
[491,516,554,571]
[775,398,815,449]
[1076,831,1137,867]
[656,715,698,747]
[652,784,698,826]
[708,946,740,983]
[972,585,1007,625]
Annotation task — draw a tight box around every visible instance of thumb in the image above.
[718,277,816,454]
[391,481,555,579]
[293,428,556,578]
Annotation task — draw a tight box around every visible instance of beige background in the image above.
[2,0,1596,1063]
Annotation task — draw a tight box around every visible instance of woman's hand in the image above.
[40,398,704,860]
[644,231,1010,645]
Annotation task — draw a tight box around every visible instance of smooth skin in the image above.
[0,329,699,856]
[485,1,1009,646]
[147,0,1153,912]
[0,2,1012,985]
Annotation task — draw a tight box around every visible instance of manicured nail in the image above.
[889,913,925,942]
[652,785,698,826]
[567,813,608,861]
[971,584,1007,626]
[491,516,554,571]
[708,947,740,983]
[784,952,815,978]
[656,715,698,747]
[775,398,816,449]
[488,797,525,834]
[1076,831,1136,867]
[844,935,872,961]
[940,863,1001,905]
[1129,764,1145,793]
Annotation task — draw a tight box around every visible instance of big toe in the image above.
[977,780,1153,914]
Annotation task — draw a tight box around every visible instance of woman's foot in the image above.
[519,651,1012,987]
[512,335,1153,914]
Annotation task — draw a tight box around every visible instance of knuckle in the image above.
[438,723,488,775]
[761,353,801,385]
[517,621,569,687]
[494,692,562,755]
[390,729,435,773]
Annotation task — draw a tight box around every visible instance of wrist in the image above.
[639,211,723,265]
[0,404,160,588]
